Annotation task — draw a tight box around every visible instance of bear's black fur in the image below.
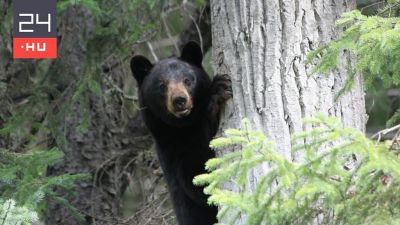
[130,42,231,225]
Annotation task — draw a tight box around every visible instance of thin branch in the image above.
[371,124,400,142]
[161,1,180,54]
[360,1,385,14]
[182,3,204,53]
[103,74,138,101]
[146,41,159,62]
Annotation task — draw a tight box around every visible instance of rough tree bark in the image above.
[211,0,366,222]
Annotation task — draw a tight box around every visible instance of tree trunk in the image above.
[211,0,366,221]
[45,6,154,225]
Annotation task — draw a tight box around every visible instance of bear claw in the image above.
[211,74,233,103]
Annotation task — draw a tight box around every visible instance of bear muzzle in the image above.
[167,82,193,118]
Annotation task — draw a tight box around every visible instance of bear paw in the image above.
[211,74,232,104]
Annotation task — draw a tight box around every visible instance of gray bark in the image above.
[211,0,366,222]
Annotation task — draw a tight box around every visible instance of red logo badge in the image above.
[13,37,57,59]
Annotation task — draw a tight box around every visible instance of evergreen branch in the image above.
[196,115,400,225]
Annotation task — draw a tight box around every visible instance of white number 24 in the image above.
[19,13,51,33]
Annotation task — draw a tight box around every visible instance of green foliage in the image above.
[307,1,400,126]
[193,0,206,8]
[307,9,400,91]
[0,148,89,221]
[194,114,400,225]
[388,109,400,127]
[0,199,39,225]
[57,0,102,16]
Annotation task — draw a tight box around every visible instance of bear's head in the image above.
[130,42,211,125]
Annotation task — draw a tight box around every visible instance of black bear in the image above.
[130,41,231,225]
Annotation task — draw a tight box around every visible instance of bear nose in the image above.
[172,96,187,109]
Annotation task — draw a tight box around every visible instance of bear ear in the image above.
[180,41,203,67]
[130,55,153,86]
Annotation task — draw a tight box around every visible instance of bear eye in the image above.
[184,78,192,86]
[158,81,166,89]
